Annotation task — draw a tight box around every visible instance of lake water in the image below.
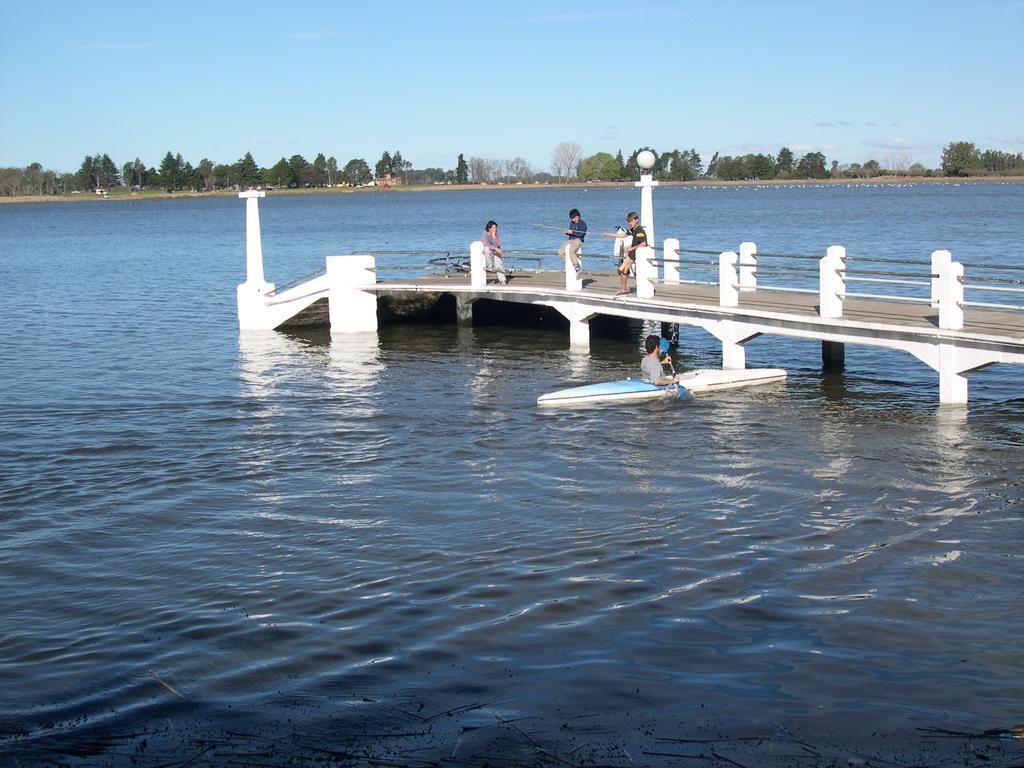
[1,183,1023,766]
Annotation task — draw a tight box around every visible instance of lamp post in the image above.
[635,150,658,245]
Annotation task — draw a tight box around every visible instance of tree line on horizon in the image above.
[1,141,1022,198]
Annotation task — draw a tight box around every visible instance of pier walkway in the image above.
[234,191,1024,405]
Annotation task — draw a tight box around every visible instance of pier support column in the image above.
[568,318,590,348]
[327,254,378,333]
[455,296,474,326]
[705,320,760,370]
[938,345,969,405]
[551,302,591,349]
[822,340,845,371]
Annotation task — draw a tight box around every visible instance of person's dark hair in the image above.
[569,209,580,218]
[485,220,497,230]
[644,334,660,354]
[627,211,639,222]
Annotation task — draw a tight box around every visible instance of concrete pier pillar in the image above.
[455,297,474,326]
[327,254,378,333]
[938,344,968,405]
[569,317,590,348]
[822,340,846,371]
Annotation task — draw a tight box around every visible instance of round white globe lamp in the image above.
[636,150,656,172]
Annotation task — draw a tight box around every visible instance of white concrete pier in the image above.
[234,183,1024,406]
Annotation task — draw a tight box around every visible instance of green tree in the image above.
[285,154,309,187]
[796,151,828,179]
[578,151,622,180]
[159,151,182,189]
[775,146,794,176]
[941,141,978,176]
[197,158,214,190]
[235,152,263,189]
[266,157,294,188]
[311,153,328,186]
[375,151,392,178]
[213,163,234,189]
[341,158,372,186]
[326,156,338,186]
[747,153,775,179]
[455,153,469,184]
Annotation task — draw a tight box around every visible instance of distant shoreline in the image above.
[3,174,1023,205]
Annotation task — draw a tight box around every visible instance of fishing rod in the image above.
[530,222,590,236]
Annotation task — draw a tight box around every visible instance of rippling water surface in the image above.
[1,184,1023,765]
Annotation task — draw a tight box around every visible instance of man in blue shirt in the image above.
[557,208,587,276]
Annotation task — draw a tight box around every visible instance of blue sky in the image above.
[2,0,1022,173]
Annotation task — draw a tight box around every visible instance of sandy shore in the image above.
[2,175,1022,204]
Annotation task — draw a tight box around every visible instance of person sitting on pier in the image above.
[601,212,647,295]
[557,208,587,277]
[641,334,677,385]
[482,220,507,285]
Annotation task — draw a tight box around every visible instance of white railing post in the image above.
[739,241,757,292]
[938,260,964,330]
[565,246,582,291]
[663,238,680,284]
[636,246,656,299]
[327,254,378,333]
[931,249,951,308]
[470,241,486,288]
[818,245,846,319]
[719,251,739,307]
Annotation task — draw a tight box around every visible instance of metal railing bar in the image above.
[266,268,327,296]
[963,300,1024,311]
[844,276,931,288]
[965,284,1024,295]
[753,285,820,295]
[843,291,932,304]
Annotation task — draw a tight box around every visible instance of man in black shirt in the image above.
[601,211,647,295]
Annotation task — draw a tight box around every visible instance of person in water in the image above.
[641,334,677,385]
[557,208,587,276]
[601,212,648,295]
[482,220,507,285]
